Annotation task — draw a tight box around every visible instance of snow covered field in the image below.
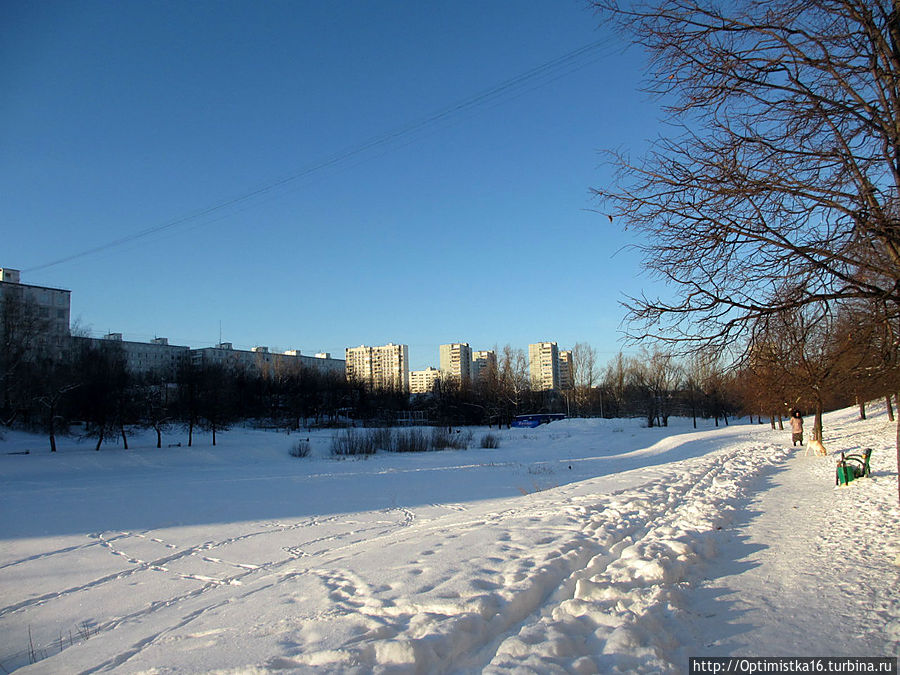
[1,407,898,673]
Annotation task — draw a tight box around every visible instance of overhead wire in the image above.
[25,37,619,274]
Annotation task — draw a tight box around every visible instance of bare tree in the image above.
[0,290,53,425]
[602,352,630,419]
[683,349,731,428]
[749,300,871,442]
[627,348,682,427]
[498,345,531,422]
[571,342,599,416]
[595,0,900,498]
[71,339,130,451]
[738,341,793,429]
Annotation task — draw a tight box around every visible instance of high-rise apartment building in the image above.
[558,349,574,391]
[471,349,497,386]
[439,343,472,385]
[345,343,409,391]
[409,367,441,394]
[1,264,347,380]
[0,268,71,356]
[529,341,560,391]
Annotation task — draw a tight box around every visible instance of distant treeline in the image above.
[2,298,896,452]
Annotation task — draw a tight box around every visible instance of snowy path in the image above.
[1,410,898,673]
[683,441,900,659]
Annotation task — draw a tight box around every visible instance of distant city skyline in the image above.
[5,264,585,383]
[3,1,666,372]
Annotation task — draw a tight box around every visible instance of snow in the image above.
[1,406,898,673]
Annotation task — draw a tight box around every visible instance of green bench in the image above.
[835,448,872,486]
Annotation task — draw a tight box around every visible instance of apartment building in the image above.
[71,334,191,381]
[67,337,346,381]
[345,343,409,391]
[0,268,71,356]
[558,349,574,391]
[471,349,497,386]
[409,366,441,395]
[439,342,472,385]
[1,265,347,380]
[192,343,345,377]
[529,341,560,391]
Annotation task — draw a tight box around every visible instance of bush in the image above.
[395,428,430,452]
[369,427,395,453]
[431,428,472,450]
[289,439,311,458]
[457,429,474,449]
[330,428,377,456]
[480,433,500,449]
[330,426,478,456]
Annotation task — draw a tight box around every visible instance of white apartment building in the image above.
[0,268,71,355]
[1,265,347,380]
[439,343,472,385]
[471,349,497,385]
[529,341,560,391]
[72,334,191,381]
[558,349,574,391]
[192,343,345,377]
[345,343,410,391]
[409,366,441,395]
[69,336,346,381]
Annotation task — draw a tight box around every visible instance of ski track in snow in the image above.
[1,410,897,673]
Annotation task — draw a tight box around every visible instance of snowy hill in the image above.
[1,406,898,673]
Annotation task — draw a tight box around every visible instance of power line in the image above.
[25,37,618,273]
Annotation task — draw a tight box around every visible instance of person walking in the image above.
[789,410,804,446]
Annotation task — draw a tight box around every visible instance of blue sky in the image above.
[2,1,663,371]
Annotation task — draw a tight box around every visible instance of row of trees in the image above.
[2,337,358,451]
[0,319,811,455]
[1,296,742,451]
[594,0,900,499]
[1,295,892,452]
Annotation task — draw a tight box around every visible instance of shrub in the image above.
[480,433,500,449]
[369,427,395,453]
[330,429,377,456]
[395,428,430,452]
[431,428,452,450]
[456,429,474,449]
[432,428,472,450]
[289,439,311,458]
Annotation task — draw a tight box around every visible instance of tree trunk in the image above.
[95,428,104,451]
[887,395,895,422]
[121,424,128,450]
[857,396,866,420]
[769,416,775,430]
[212,424,217,446]
[48,405,56,452]
[813,401,824,442]
[156,426,162,449]
[188,419,193,447]
[777,415,784,431]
